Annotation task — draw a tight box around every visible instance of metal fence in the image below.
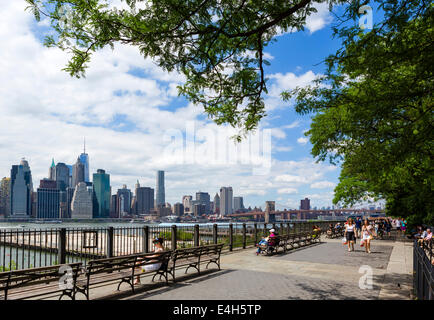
[0,220,338,271]
[413,239,434,300]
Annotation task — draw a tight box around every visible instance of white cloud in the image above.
[310,181,336,189]
[297,137,309,145]
[277,188,298,194]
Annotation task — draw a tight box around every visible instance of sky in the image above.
[0,1,368,210]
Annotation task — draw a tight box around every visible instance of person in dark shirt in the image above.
[355,218,362,238]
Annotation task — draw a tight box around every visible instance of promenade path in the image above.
[41,236,414,300]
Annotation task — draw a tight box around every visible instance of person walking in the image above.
[344,218,356,252]
[361,220,374,253]
[355,218,362,238]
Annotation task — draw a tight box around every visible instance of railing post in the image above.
[171,225,177,250]
[254,223,258,245]
[229,223,233,251]
[107,227,114,258]
[58,228,66,265]
[194,224,199,247]
[280,223,284,235]
[242,223,247,249]
[143,226,149,253]
[213,224,218,244]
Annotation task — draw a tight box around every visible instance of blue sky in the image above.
[0,1,381,210]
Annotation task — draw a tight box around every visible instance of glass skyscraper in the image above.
[10,158,33,217]
[79,137,90,182]
[93,169,110,218]
[156,170,165,207]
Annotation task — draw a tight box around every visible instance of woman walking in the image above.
[344,218,356,252]
[361,220,374,253]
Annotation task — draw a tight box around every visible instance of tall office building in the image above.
[110,194,118,218]
[182,195,192,214]
[71,182,93,219]
[36,179,60,219]
[0,178,11,217]
[156,170,165,206]
[10,158,33,217]
[195,192,210,214]
[135,181,154,215]
[173,203,184,216]
[213,193,220,214]
[117,185,132,217]
[48,158,55,180]
[65,187,75,218]
[233,197,244,212]
[300,198,310,210]
[219,187,233,216]
[72,157,85,187]
[79,139,90,182]
[54,162,69,192]
[93,169,110,218]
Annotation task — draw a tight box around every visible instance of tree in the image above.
[25,0,343,137]
[25,0,433,223]
[284,1,433,224]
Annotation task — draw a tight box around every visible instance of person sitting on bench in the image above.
[134,237,165,285]
[256,229,276,255]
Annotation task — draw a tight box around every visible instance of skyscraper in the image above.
[156,170,165,207]
[117,185,132,217]
[219,187,233,216]
[135,181,154,215]
[48,158,55,180]
[93,169,110,218]
[72,157,85,187]
[173,203,184,216]
[71,182,93,219]
[196,192,210,214]
[213,193,220,214]
[233,196,244,212]
[10,158,33,217]
[182,195,192,214]
[36,179,60,219]
[0,177,11,217]
[300,198,310,210]
[79,138,90,182]
[54,162,69,192]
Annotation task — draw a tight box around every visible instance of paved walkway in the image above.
[41,236,414,300]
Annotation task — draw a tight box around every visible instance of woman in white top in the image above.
[361,220,374,253]
[344,218,356,252]
[134,237,165,285]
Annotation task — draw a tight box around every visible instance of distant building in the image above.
[193,203,206,217]
[213,193,220,214]
[182,195,192,214]
[220,187,233,215]
[79,139,90,182]
[135,182,154,215]
[300,198,310,210]
[54,162,70,192]
[93,169,110,218]
[233,197,244,212]
[72,157,85,187]
[156,170,165,207]
[110,194,118,218]
[0,177,11,217]
[173,203,184,216]
[71,182,93,219]
[117,185,132,217]
[196,192,210,214]
[65,187,75,219]
[10,158,33,217]
[36,179,60,219]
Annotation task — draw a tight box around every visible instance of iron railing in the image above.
[0,220,339,271]
[413,239,434,300]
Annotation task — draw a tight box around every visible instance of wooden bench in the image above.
[0,263,82,300]
[166,244,224,282]
[74,251,172,300]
